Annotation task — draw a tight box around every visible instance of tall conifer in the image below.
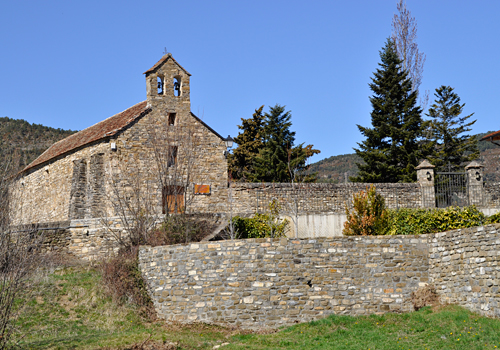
[426,85,478,171]
[352,39,429,183]
[251,105,295,182]
[228,106,265,180]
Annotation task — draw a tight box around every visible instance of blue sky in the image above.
[1,0,499,162]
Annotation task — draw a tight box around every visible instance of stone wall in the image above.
[483,182,500,209]
[428,223,500,318]
[230,182,424,215]
[139,224,500,328]
[11,57,228,226]
[11,141,109,225]
[139,236,429,329]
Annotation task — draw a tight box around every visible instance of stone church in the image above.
[12,54,229,226]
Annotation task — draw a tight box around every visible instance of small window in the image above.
[173,77,181,96]
[168,146,178,167]
[168,113,176,126]
[157,76,164,95]
[162,185,184,214]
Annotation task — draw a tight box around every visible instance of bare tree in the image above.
[225,172,239,240]
[0,161,46,349]
[391,0,429,108]
[102,114,211,248]
[103,159,159,248]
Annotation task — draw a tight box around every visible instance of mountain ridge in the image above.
[309,131,500,183]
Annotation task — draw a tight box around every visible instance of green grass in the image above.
[12,266,500,349]
[227,305,500,350]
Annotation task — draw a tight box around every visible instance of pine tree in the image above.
[352,39,430,183]
[426,85,479,171]
[251,105,295,182]
[228,106,265,180]
[249,105,319,182]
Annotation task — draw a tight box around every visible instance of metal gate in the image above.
[435,172,469,208]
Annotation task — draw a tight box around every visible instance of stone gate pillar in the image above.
[466,161,484,206]
[416,160,435,208]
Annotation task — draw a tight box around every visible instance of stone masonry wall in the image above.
[429,223,500,318]
[139,236,429,329]
[230,182,424,215]
[483,182,500,208]
[11,57,228,225]
[11,141,109,225]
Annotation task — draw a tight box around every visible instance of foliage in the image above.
[387,206,487,235]
[308,131,498,184]
[343,185,390,236]
[486,211,500,224]
[100,247,154,319]
[232,200,289,239]
[426,85,479,172]
[231,104,319,183]
[0,116,75,172]
[228,106,266,181]
[352,39,431,183]
[147,214,216,246]
[232,214,289,239]
[12,267,500,349]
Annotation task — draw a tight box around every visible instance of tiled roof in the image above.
[22,101,151,173]
[143,53,191,76]
[480,130,500,141]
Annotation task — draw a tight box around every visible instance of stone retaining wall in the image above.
[139,224,500,328]
[429,223,500,318]
[139,236,429,329]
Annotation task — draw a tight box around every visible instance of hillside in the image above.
[0,117,76,172]
[310,132,500,183]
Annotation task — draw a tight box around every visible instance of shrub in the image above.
[388,206,487,235]
[343,185,390,236]
[100,247,155,319]
[147,214,215,246]
[231,199,289,239]
[411,284,439,311]
[231,214,289,239]
[487,211,500,224]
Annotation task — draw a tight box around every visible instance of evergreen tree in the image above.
[251,105,295,182]
[228,106,265,180]
[426,85,479,171]
[352,39,430,183]
[248,104,319,182]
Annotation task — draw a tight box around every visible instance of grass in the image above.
[12,265,500,349]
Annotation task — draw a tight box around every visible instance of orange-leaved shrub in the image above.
[343,184,390,235]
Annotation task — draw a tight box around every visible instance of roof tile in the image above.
[480,130,500,141]
[23,101,150,173]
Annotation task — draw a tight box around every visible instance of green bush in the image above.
[232,213,289,238]
[388,206,487,235]
[343,185,390,236]
[486,211,500,224]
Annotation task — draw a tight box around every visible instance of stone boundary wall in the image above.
[483,182,500,209]
[139,236,429,329]
[230,182,423,215]
[429,223,500,318]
